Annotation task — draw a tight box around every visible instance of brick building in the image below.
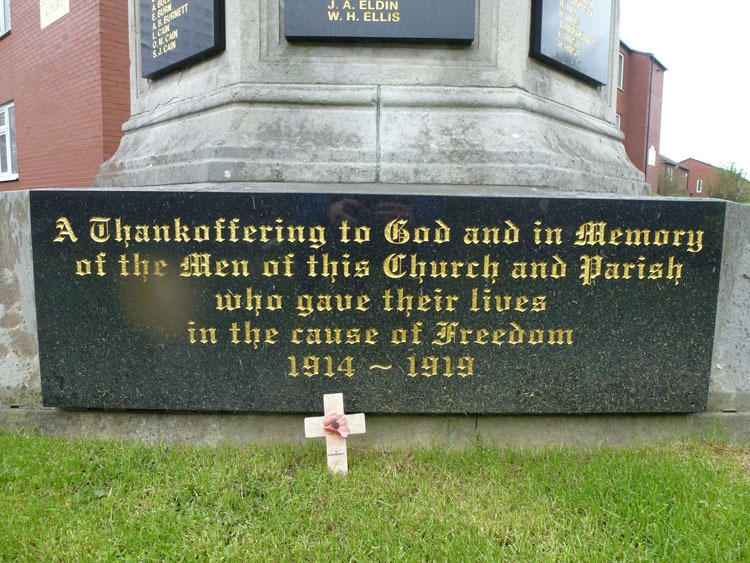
[0,0,129,191]
[616,41,666,193]
[659,156,689,196]
[678,158,720,198]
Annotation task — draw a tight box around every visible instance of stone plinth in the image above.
[2,188,750,445]
[95,0,645,194]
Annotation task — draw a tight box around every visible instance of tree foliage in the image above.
[657,168,687,196]
[707,163,750,203]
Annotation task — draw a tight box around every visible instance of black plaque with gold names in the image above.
[285,0,474,44]
[30,190,725,415]
[140,0,225,79]
[530,0,612,85]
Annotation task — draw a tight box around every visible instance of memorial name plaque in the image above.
[530,0,612,85]
[140,0,225,79]
[284,0,474,44]
[30,191,725,414]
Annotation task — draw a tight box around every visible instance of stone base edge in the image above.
[95,86,647,194]
[1,408,748,448]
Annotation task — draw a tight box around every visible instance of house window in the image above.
[618,52,624,89]
[615,113,621,129]
[0,101,18,181]
[0,0,10,37]
[666,167,673,181]
[696,179,703,194]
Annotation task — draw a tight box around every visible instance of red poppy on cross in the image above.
[304,393,366,476]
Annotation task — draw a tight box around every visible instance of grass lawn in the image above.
[1,430,749,560]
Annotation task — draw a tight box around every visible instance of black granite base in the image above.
[30,190,725,413]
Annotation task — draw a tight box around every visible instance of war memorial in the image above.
[1,0,748,446]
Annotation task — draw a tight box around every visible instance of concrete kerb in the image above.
[2,189,749,446]
[2,408,749,448]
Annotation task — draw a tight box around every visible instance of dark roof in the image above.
[660,156,689,171]
[619,40,668,71]
[679,157,723,170]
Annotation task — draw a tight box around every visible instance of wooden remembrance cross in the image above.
[304,393,366,476]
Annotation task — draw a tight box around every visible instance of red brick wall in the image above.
[618,47,647,174]
[616,45,665,193]
[0,0,129,191]
[99,0,131,160]
[644,63,664,191]
[680,158,718,198]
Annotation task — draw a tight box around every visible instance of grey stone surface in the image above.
[0,191,41,408]
[2,408,749,448]
[476,412,750,447]
[709,202,750,412]
[2,188,749,418]
[95,0,647,193]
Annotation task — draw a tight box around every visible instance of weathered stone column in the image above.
[95,0,645,194]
